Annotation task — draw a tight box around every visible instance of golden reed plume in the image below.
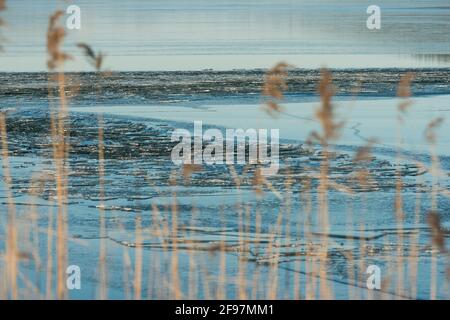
[77,43,106,71]
[262,62,291,116]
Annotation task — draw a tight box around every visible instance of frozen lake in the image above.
[72,94,450,157]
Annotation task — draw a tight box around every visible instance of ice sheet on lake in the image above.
[72,95,450,156]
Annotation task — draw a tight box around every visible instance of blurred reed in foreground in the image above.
[0,5,448,300]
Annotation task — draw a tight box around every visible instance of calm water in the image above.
[1,0,450,71]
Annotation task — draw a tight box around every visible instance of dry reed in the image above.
[0,4,448,300]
